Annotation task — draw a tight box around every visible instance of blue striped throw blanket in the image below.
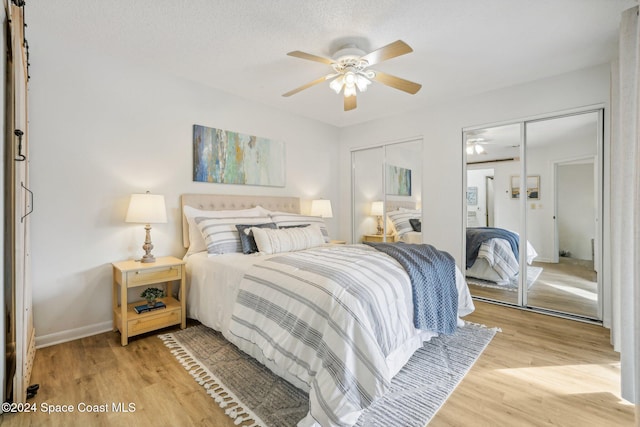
[365,242,458,335]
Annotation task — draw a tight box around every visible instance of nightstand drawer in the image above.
[362,234,398,243]
[128,309,181,336]
[126,265,182,286]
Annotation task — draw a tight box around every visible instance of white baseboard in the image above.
[35,321,113,349]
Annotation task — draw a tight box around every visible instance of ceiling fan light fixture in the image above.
[355,74,371,92]
[329,76,344,94]
[343,84,357,97]
[466,143,486,155]
[283,40,420,111]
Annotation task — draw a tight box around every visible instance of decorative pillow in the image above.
[270,212,330,243]
[194,216,271,255]
[184,205,270,254]
[409,218,422,232]
[236,222,277,254]
[252,225,325,255]
[387,209,422,238]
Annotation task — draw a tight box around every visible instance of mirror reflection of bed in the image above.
[464,111,601,321]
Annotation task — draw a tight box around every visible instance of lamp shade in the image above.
[370,201,384,216]
[125,193,167,224]
[310,199,333,218]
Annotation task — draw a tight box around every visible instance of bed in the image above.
[465,227,538,285]
[384,201,423,244]
[181,194,475,427]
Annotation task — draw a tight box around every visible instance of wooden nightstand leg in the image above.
[112,276,118,332]
[180,270,186,329]
[120,282,128,346]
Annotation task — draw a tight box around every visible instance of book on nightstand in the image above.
[134,301,167,314]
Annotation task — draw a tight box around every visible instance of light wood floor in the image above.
[2,302,635,427]
[469,258,599,319]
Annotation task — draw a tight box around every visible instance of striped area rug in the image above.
[159,322,497,427]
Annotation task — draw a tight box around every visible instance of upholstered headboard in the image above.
[180,194,301,248]
[386,200,419,212]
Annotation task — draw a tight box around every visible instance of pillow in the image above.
[387,210,422,238]
[195,216,271,255]
[409,218,422,232]
[184,205,270,254]
[236,222,277,254]
[399,207,421,213]
[252,225,325,255]
[270,212,330,243]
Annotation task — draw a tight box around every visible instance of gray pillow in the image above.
[236,222,277,254]
[409,218,421,232]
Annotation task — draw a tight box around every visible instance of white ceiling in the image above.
[28,0,635,128]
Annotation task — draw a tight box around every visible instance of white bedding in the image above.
[186,244,474,426]
[466,238,538,283]
[400,231,422,244]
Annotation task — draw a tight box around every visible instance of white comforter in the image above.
[186,244,474,427]
[467,238,538,283]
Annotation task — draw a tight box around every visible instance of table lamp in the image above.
[311,199,333,218]
[125,191,167,263]
[370,201,384,234]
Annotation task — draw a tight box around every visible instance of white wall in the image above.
[558,162,595,260]
[466,168,492,227]
[28,37,340,346]
[339,64,611,321]
[526,132,598,262]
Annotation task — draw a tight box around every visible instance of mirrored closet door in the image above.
[351,139,422,243]
[464,109,603,321]
[465,123,522,306]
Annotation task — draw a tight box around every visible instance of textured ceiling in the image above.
[28,0,635,128]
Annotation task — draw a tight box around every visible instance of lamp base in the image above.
[140,223,157,263]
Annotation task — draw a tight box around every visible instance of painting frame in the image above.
[386,164,412,196]
[510,175,540,200]
[192,124,286,187]
[467,186,478,206]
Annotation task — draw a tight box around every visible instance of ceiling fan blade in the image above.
[287,50,335,65]
[344,95,357,111]
[372,71,422,94]
[282,74,334,97]
[361,40,413,66]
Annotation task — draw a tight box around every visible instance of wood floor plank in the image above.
[1,302,635,426]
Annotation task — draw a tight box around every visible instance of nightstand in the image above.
[112,256,186,346]
[362,234,399,243]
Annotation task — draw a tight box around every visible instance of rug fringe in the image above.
[158,331,266,427]
[464,320,502,333]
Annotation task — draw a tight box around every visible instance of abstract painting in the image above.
[386,164,412,196]
[467,187,478,205]
[193,125,285,187]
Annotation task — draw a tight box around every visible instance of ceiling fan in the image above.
[466,137,493,155]
[282,40,422,111]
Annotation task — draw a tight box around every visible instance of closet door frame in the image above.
[462,105,604,323]
[4,1,34,404]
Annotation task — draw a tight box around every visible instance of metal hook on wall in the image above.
[14,129,26,161]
